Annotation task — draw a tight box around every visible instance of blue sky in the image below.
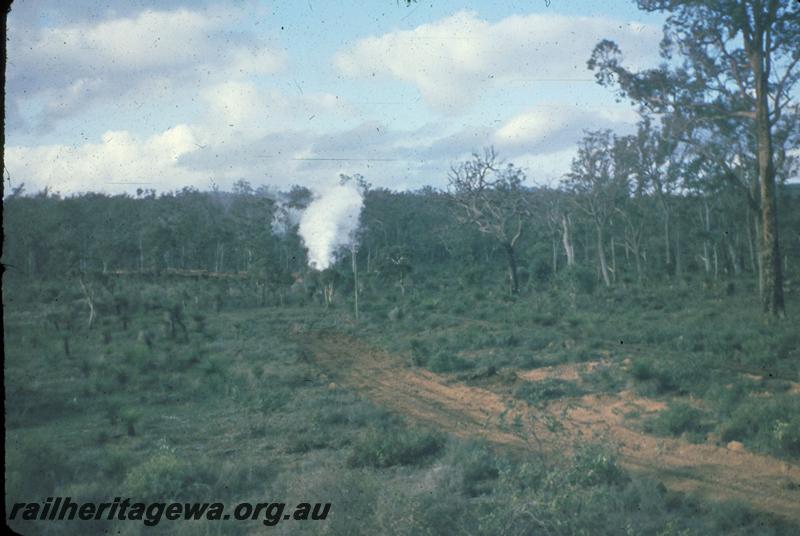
[5,0,668,194]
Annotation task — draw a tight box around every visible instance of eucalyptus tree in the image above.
[565,130,630,287]
[613,131,653,284]
[588,0,800,316]
[539,186,577,274]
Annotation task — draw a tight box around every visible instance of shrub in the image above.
[123,448,213,501]
[720,396,800,459]
[581,366,626,393]
[567,444,629,487]
[630,358,655,381]
[450,442,499,496]
[645,402,710,442]
[427,352,473,373]
[6,437,71,500]
[532,257,553,286]
[557,265,596,295]
[259,387,292,413]
[773,417,800,458]
[532,313,558,327]
[515,379,584,405]
[348,424,445,468]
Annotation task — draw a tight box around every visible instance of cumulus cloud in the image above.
[334,10,661,113]
[5,125,205,194]
[5,80,362,195]
[7,5,286,132]
[198,81,352,138]
[492,105,639,153]
[5,4,657,195]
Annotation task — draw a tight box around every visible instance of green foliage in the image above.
[645,402,711,443]
[515,379,585,405]
[720,396,800,459]
[123,446,213,501]
[556,265,597,295]
[4,175,800,536]
[348,422,446,468]
[449,441,500,496]
[567,444,629,487]
[6,436,71,500]
[773,417,800,458]
[427,351,474,373]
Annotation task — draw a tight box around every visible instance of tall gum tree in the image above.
[566,130,630,288]
[588,0,799,317]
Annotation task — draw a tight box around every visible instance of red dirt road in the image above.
[306,332,800,523]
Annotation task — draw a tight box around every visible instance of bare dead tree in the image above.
[78,278,97,329]
[447,148,530,294]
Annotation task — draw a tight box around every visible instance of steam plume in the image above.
[298,182,363,270]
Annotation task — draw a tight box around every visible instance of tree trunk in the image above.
[504,243,520,294]
[561,214,575,267]
[663,207,671,274]
[635,247,643,285]
[674,219,682,277]
[610,236,617,284]
[596,226,611,287]
[139,235,144,273]
[352,247,359,320]
[754,61,785,316]
[79,279,96,330]
[713,245,719,280]
[726,233,741,276]
[702,200,712,274]
[746,210,756,273]
[552,238,558,274]
[754,217,763,296]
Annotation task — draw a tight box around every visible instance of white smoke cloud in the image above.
[298,181,364,270]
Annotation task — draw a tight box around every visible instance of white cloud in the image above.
[492,104,638,152]
[5,84,359,194]
[199,82,352,138]
[5,125,204,194]
[334,10,661,113]
[494,111,571,146]
[7,6,286,131]
[5,4,656,195]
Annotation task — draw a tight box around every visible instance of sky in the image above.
[4,0,669,195]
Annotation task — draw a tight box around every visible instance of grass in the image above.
[358,276,799,461]
[4,274,800,534]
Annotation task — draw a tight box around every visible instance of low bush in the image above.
[348,423,445,468]
[645,402,710,442]
[567,443,629,487]
[720,395,800,458]
[427,352,473,373]
[123,447,214,501]
[448,441,500,496]
[515,379,585,405]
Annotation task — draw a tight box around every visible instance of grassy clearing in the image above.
[4,275,800,534]
[355,278,799,461]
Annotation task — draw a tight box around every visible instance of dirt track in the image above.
[305,331,800,523]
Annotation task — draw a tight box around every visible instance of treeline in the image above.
[3,176,799,300]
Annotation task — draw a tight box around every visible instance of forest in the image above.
[5,1,800,534]
[4,134,800,306]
